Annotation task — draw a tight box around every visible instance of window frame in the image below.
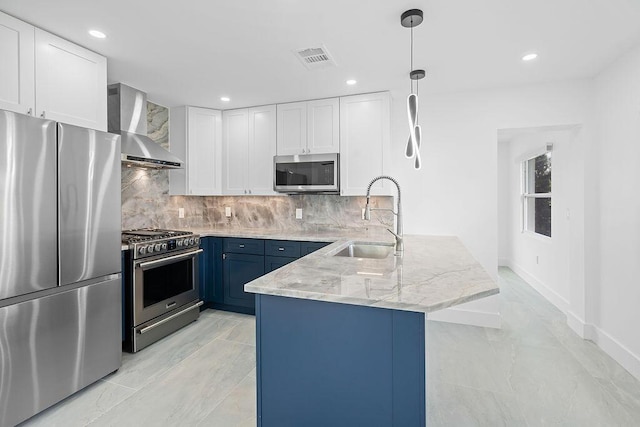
[520,149,552,239]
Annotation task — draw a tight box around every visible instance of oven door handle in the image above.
[138,301,204,334]
[138,249,204,270]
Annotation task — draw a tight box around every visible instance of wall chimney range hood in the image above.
[108,83,183,169]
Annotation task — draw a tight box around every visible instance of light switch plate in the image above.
[225,207,232,217]
[296,208,303,219]
[178,208,185,218]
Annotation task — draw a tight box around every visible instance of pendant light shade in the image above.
[406,93,418,158]
[401,9,425,170]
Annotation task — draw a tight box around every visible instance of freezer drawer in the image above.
[58,123,121,285]
[0,111,57,300]
[0,277,122,426]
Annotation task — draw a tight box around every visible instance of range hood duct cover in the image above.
[108,83,183,169]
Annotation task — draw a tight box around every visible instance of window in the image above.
[522,149,552,237]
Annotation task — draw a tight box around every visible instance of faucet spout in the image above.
[364,175,403,253]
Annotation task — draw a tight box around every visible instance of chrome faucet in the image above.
[364,175,403,254]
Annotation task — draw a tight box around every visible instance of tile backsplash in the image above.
[120,102,392,231]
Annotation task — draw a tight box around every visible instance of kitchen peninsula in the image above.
[244,234,498,427]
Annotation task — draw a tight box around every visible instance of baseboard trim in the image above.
[508,261,570,313]
[566,310,586,338]
[589,324,640,381]
[498,257,510,267]
[427,307,501,329]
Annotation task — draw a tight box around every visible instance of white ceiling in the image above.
[1,0,640,109]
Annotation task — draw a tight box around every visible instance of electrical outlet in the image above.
[361,208,366,220]
[225,207,232,217]
[296,208,303,220]
[178,208,185,219]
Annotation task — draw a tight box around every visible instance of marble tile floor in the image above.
[21,268,640,426]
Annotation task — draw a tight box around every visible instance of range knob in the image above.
[161,243,168,250]
[184,238,191,246]
[138,245,147,255]
[147,245,154,254]
[177,239,183,247]
[194,237,200,245]
[189,238,195,245]
[155,243,162,252]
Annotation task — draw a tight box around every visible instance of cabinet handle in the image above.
[248,189,252,194]
[239,244,245,248]
[244,189,247,194]
[40,111,46,118]
[27,108,33,116]
[278,247,285,251]
[302,148,306,153]
[223,253,226,260]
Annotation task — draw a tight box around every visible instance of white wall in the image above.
[384,80,591,327]
[587,43,640,376]
[498,127,580,312]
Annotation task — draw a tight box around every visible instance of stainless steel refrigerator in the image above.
[0,110,122,426]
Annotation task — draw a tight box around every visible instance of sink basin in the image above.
[334,242,395,259]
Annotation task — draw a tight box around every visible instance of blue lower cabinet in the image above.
[264,255,297,273]
[198,237,223,305]
[223,252,265,310]
[256,295,425,426]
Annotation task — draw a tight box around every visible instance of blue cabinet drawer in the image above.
[300,241,330,256]
[265,240,301,258]
[224,238,264,255]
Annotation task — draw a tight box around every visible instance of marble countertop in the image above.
[244,234,498,314]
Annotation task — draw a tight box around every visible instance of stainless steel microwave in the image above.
[274,153,339,194]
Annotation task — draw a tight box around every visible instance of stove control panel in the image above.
[126,232,201,259]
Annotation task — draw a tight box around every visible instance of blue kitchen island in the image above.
[246,235,499,427]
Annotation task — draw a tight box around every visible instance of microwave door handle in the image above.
[138,249,204,270]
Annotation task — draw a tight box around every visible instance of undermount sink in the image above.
[334,242,395,259]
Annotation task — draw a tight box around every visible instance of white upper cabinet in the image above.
[276,102,306,155]
[0,12,34,115]
[0,12,107,130]
[223,105,277,195]
[247,105,277,195]
[276,98,339,155]
[170,107,222,196]
[339,92,391,196]
[306,98,339,154]
[35,29,107,131]
[223,109,249,195]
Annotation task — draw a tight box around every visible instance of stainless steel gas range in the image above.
[122,229,203,352]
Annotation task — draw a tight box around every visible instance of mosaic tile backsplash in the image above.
[121,102,392,231]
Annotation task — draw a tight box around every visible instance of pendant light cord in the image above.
[410,20,414,94]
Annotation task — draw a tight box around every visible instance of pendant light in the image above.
[401,9,425,170]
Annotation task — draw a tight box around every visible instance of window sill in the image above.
[521,230,552,242]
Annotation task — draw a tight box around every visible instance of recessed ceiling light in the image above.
[522,53,538,61]
[88,30,106,39]
[346,79,357,85]
[220,97,230,102]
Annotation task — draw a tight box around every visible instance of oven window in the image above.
[275,161,335,186]
[143,258,193,308]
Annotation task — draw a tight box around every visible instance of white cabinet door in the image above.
[248,105,276,195]
[35,29,107,131]
[187,107,222,195]
[276,101,307,155]
[339,92,391,196]
[0,12,34,115]
[307,98,339,154]
[222,109,249,195]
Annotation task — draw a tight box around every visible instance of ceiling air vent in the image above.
[294,45,337,70]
